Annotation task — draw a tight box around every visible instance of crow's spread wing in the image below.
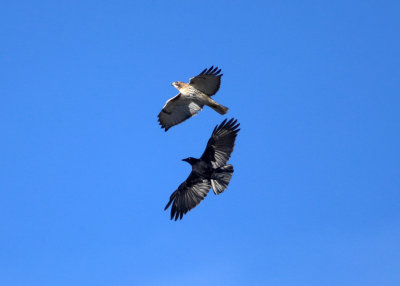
[200,118,240,168]
[189,66,223,96]
[158,94,203,131]
[164,173,211,221]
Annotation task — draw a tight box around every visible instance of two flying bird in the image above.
[158,66,240,220]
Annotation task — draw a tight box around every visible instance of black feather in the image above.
[164,118,240,221]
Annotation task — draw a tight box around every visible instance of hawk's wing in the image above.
[158,94,204,131]
[164,173,211,221]
[200,118,240,168]
[189,66,223,96]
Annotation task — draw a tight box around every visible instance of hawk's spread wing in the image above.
[200,118,240,168]
[164,173,211,220]
[189,66,223,96]
[158,94,203,131]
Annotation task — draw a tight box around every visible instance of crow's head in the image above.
[182,157,198,165]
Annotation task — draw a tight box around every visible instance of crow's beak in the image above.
[182,158,189,163]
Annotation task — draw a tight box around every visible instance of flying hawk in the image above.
[158,66,229,131]
[164,118,240,220]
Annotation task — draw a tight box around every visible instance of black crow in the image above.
[164,118,240,220]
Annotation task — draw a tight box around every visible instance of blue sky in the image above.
[1,0,399,285]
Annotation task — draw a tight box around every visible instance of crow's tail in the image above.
[211,165,234,195]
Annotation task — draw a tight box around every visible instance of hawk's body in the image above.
[158,66,228,131]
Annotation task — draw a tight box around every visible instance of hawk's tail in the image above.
[211,165,234,195]
[206,97,229,115]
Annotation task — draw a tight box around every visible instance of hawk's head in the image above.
[172,81,184,90]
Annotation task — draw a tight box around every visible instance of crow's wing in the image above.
[158,94,203,131]
[200,118,240,168]
[164,173,211,221]
[189,66,223,96]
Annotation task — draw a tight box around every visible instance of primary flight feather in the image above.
[158,66,229,131]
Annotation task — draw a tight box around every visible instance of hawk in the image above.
[164,118,240,220]
[158,66,229,131]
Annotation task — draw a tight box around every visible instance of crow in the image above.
[164,118,240,220]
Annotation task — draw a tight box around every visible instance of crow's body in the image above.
[164,118,240,220]
[186,158,213,178]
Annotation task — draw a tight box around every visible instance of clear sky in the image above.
[1,1,399,285]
